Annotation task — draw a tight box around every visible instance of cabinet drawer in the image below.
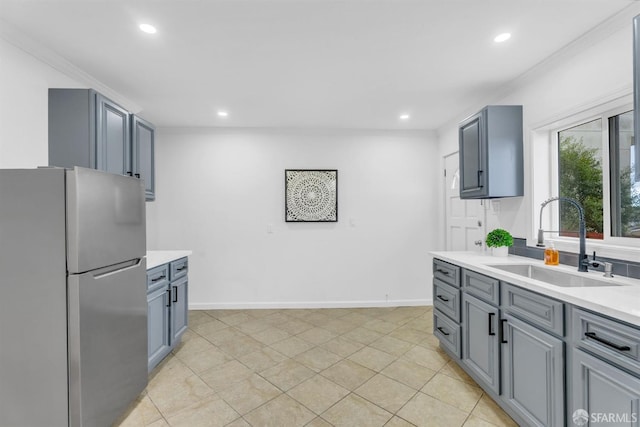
[462,269,499,306]
[147,264,170,292]
[433,279,461,323]
[571,307,640,376]
[501,283,564,337]
[434,309,461,358]
[170,257,188,280]
[433,259,460,288]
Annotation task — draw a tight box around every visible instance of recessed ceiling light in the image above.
[400,114,410,120]
[217,111,229,117]
[494,33,511,43]
[139,24,157,34]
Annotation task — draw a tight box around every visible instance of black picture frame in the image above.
[285,169,338,222]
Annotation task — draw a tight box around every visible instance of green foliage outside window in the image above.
[558,136,603,237]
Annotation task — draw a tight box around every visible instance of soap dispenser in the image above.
[544,244,559,265]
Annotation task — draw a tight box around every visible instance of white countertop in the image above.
[146,250,192,269]
[430,251,640,327]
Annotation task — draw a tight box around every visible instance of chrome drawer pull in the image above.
[584,332,631,351]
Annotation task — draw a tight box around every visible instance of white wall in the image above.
[436,16,638,256]
[0,38,80,167]
[147,128,439,308]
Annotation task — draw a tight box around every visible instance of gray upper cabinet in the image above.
[458,105,523,199]
[49,89,130,174]
[49,89,156,201]
[97,93,131,175]
[131,115,155,201]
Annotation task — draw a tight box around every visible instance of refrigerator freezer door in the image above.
[66,167,146,274]
[67,258,148,427]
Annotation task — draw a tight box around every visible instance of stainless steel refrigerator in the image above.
[0,167,148,427]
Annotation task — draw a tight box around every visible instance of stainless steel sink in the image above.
[488,264,624,287]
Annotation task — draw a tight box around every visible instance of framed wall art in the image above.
[285,169,338,222]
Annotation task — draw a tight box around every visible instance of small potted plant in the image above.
[485,228,513,257]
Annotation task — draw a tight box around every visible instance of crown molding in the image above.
[438,2,640,134]
[0,18,141,113]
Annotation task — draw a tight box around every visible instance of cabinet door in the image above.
[459,111,486,198]
[462,293,500,393]
[571,348,640,426]
[148,286,171,372]
[171,276,189,344]
[132,115,155,201]
[96,94,131,176]
[501,314,564,427]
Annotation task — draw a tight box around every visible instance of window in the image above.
[609,110,640,237]
[558,118,604,239]
[556,108,639,242]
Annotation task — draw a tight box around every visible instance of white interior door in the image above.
[444,152,486,252]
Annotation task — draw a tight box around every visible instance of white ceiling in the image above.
[0,0,638,130]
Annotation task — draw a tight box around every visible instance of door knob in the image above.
[474,240,483,246]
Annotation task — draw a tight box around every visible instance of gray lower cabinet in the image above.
[462,292,501,393]
[170,275,189,344]
[571,348,640,425]
[433,258,640,427]
[147,285,171,370]
[147,257,189,372]
[569,307,640,426]
[501,313,564,427]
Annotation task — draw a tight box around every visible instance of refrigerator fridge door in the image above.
[66,167,146,274]
[0,168,69,427]
[67,258,147,427]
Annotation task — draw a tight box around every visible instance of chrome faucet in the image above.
[537,197,588,272]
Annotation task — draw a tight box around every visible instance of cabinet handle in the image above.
[584,332,631,351]
[151,275,166,282]
[437,327,450,336]
[166,289,172,307]
[176,266,187,271]
[501,319,508,343]
[488,313,495,336]
[173,286,178,303]
[135,173,141,178]
[436,295,449,302]
[436,269,450,276]
[477,170,484,188]
[127,171,133,176]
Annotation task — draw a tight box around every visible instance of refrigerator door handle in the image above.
[92,258,142,279]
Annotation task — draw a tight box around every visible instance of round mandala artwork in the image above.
[286,170,337,221]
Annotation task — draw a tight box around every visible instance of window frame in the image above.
[532,96,640,261]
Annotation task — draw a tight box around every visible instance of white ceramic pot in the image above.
[491,246,509,257]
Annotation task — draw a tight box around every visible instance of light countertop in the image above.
[430,251,640,327]
[147,250,192,270]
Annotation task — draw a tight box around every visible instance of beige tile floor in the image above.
[115,306,518,427]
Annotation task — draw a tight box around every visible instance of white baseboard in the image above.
[189,298,433,310]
